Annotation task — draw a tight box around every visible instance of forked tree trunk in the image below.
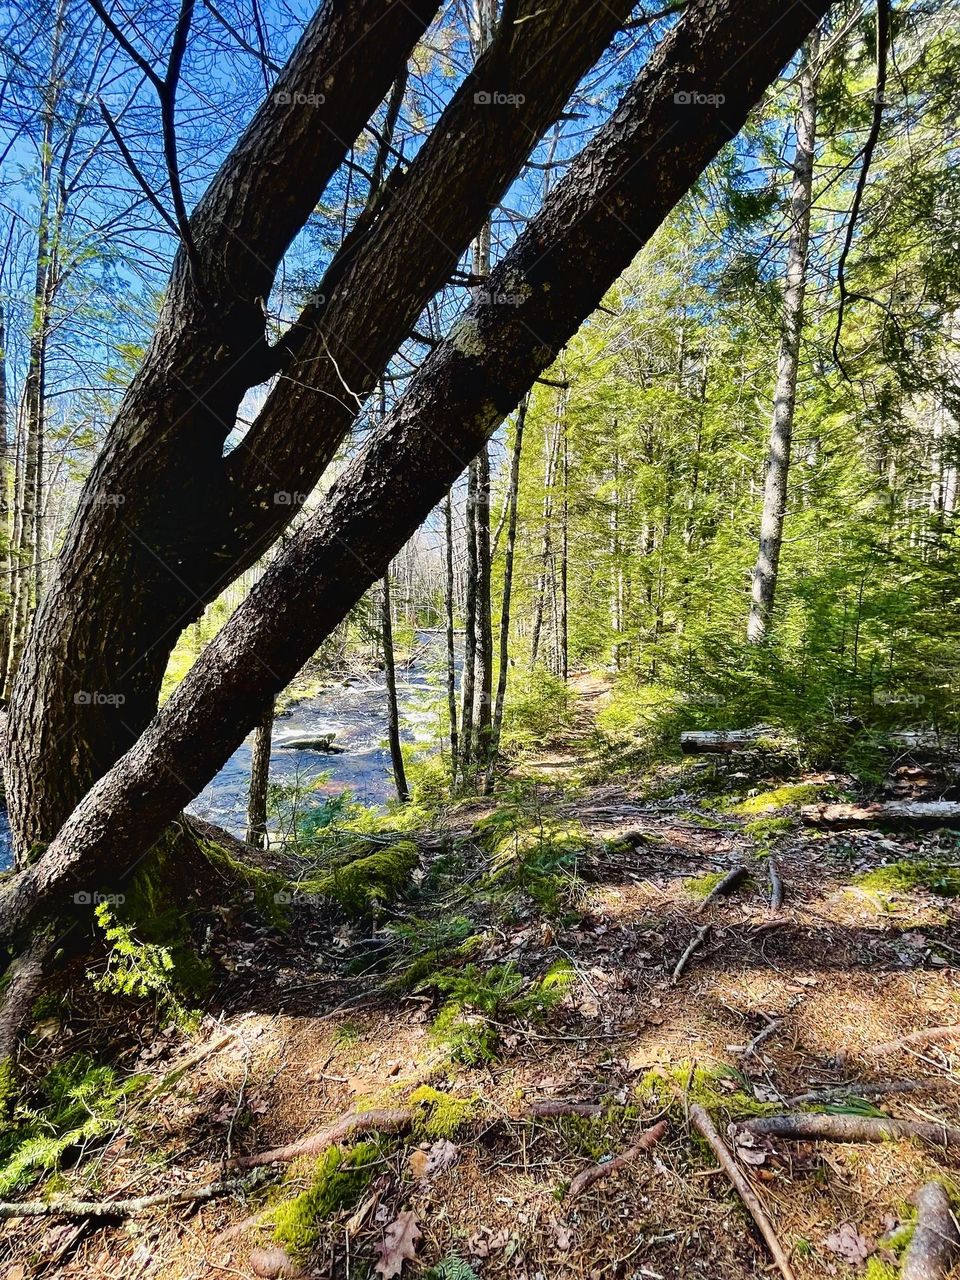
[0,0,834,945]
[5,0,632,858]
[747,29,819,642]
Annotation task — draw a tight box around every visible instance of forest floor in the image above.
[4,678,960,1280]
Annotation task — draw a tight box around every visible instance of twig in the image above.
[688,1103,796,1280]
[868,1025,960,1059]
[738,1112,960,1151]
[672,924,711,983]
[700,866,749,910]
[566,1121,669,1200]
[768,856,783,910]
[902,1182,960,1280]
[0,1169,272,1220]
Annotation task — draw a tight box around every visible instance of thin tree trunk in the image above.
[381,571,409,803]
[474,442,493,767]
[244,702,273,848]
[747,28,819,641]
[484,395,527,793]
[443,493,459,778]
[558,406,569,683]
[458,460,478,783]
[0,300,9,676]
[529,396,562,669]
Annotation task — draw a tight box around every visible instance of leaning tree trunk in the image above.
[443,493,459,776]
[746,28,819,642]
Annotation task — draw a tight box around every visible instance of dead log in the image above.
[565,1120,669,1200]
[688,1103,796,1280]
[902,1182,960,1280]
[680,727,790,755]
[800,800,960,830]
[700,866,749,910]
[738,1113,960,1151]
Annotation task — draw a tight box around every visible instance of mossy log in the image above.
[801,801,960,830]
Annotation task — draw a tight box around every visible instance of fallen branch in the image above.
[236,1099,610,1169]
[679,727,792,755]
[738,1112,960,1151]
[867,1025,960,1059]
[902,1181,960,1280]
[786,1080,944,1107]
[0,1169,272,1220]
[688,1103,796,1280]
[565,1120,669,1200]
[800,800,960,830]
[672,924,712,982]
[768,856,783,910]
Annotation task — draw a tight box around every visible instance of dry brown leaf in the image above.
[824,1222,873,1264]
[375,1209,422,1278]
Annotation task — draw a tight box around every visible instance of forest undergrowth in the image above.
[2,677,960,1280]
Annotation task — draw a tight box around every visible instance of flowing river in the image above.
[0,631,452,868]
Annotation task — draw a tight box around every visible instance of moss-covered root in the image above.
[271,1141,381,1260]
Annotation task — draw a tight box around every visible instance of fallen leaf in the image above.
[249,1245,303,1278]
[375,1210,422,1278]
[824,1222,873,1264]
[551,1221,574,1251]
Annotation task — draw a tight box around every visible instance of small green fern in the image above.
[424,1258,481,1280]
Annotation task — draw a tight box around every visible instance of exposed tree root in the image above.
[700,866,749,910]
[688,1103,796,1280]
[0,1169,273,1220]
[565,1120,669,1199]
[868,1025,960,1058]
[738,1113,960,1151]
[672,923,711,983]
[786,1079,943,1107]
[0,927,55,1066]
[236,1099,612,1169]
[902,1182,960,1280]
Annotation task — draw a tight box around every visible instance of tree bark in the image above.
[244,701,273,848]
[747,29,819,641]
[801,800,960,830]
[0,0,834,942]
[381,571,409,804]
[443,493,459,778]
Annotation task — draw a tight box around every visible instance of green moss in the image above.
[745,816,795,842]
[199,835,289,923]
[729,783,822,816]
[409,1086,480,1138]
[483,820,587,918]
[637,1063,778,1121]
[855,860,960,897]
[299,840,419,917]
[272,1141,381,1259]
[682,870,727,900]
